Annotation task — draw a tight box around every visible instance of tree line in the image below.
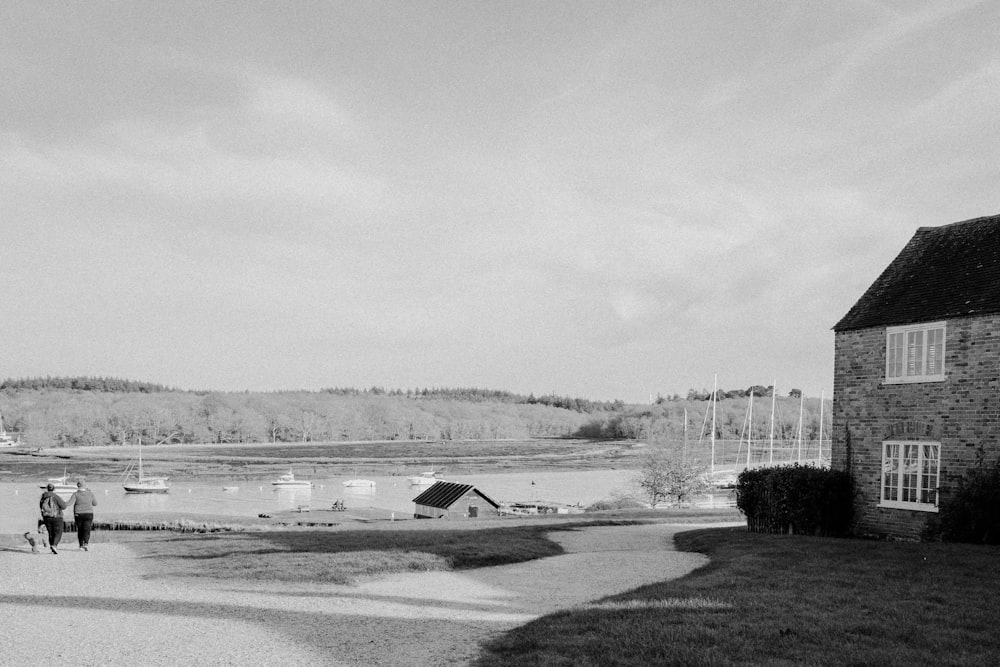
[0,376,830,449]
[577,395,831,443]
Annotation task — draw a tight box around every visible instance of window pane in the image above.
[906,331,924,377]
[920,444,940,505]
[901,445,919,502]
[883,444,899,501]
[926,328,943,375]
[887,332,904,378]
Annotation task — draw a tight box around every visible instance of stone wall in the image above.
[832,315,1000,539]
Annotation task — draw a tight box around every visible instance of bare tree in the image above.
[635,445,711,507]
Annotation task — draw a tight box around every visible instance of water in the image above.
[0,469,639,534]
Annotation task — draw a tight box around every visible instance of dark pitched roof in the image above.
[412,481,499,509]
[834,214,1000,331]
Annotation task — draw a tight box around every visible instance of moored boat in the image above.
[343,478,376,488]
[343,467,375,487]
[124,477,170,494]
[40,470,77,497]
[271,471,312,488]
[122,438,170,494]
[0,410,20,447]
[407,470,444,485]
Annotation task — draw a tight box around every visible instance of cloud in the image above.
[247,75,353,134]
[817,0,987,102]
[0,68,395,237]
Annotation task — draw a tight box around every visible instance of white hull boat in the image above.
[0,411,20,447]
[40,470,77,496]
[124,478,170,494]
[272,471,312,488]
[123,438,170,494]
[343,479,376,488]
[407,471,444,485]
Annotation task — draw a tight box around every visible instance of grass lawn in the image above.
[124,521,636,585]
[474,527,1000,667]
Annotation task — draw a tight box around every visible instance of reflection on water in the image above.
[120,491,170,513]
[273,487,312,510]
[343,485,376,495]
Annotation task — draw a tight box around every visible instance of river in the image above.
[1,469,647,534]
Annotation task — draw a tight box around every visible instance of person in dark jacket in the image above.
[66,480,97,551]
[39,484,67,554]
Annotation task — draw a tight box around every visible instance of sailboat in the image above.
[123,437,170,494]
[0,410,19,447]
[40,468,77,497]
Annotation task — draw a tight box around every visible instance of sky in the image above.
[2,1,999,403]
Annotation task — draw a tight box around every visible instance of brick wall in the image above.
[832,315,1000,539]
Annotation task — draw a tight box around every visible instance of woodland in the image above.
[0,376,830,449]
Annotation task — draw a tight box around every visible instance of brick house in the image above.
[832,214,1000,539]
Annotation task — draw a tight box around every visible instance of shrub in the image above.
[586,494,645,511]
[736,464,853,536]
[928,453,1000,544]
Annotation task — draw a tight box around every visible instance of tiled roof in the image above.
[411,481,499,509]
[834,214,1000,331]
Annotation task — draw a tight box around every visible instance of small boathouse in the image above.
[412,481,500,519]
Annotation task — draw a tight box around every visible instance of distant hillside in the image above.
[0,376,830,450]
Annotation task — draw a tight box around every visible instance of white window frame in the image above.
[885,321,946,384]
[879,441,940,512]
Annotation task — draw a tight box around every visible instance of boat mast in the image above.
[818,390,825,466]
[736,396,749,467]
[796,391,804,464]
[711,374,717,478]
[683,408,688,446]
[768,380,776,466]
[746,389,754,469]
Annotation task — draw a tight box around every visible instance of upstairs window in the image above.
[880,441,940,511]
[885,322,945,383]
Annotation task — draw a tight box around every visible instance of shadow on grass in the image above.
[127,520,648,582]
[474,527,1000,667]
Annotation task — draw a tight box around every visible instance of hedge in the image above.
[736,464,853,536]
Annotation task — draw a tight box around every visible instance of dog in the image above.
[24,532,40,553]
[36,520,49,548]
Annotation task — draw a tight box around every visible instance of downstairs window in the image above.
[880,441,940,512]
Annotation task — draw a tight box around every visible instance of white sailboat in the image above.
[123,438,170,494]
[40,468,77,497]
[0,410,19,447]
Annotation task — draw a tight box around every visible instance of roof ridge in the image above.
[834,213,1000,331]
[919,212,1000,231]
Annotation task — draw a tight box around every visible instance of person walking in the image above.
[66,480,97,551]
[39,484,67,554]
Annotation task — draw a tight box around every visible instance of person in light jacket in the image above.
[66,480,97,551]
[39,484,67,554]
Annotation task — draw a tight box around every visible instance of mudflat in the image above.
[0,438,644,482]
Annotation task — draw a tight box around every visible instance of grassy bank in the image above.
[125,521,641,585]
[474,527,1000,666]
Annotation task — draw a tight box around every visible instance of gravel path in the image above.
[1,523,735,666]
